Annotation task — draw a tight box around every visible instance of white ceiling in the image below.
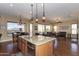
[0,3,79,22]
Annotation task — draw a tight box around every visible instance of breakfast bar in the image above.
[18,35,56,56]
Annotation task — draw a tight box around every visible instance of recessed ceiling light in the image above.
[10,4,13,7]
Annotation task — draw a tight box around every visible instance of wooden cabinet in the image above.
[18,36,54,56]
[18,37,21,50]
[27,41,54,56]
[36,41,53,56]
[21,39,27,55]
[12,34,17,43]
[17,37,27,55]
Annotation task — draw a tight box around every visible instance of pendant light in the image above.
[30,4,33,21]
[35,3,38,23]
[42,3,46,22]
[19,16,22,25]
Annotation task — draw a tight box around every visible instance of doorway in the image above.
[71,24,78,43]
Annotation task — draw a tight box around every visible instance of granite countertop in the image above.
[19,35,56,46]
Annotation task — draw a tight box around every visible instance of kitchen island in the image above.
[18,35,56,56]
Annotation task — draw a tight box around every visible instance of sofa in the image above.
[42,32,56,37]
[56,32,66,38]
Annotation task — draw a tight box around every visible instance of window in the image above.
[46,25,51,32]
[54,26,57,32]
[7,22,25,36]
[38,24,45,33]
[72,24,77,34]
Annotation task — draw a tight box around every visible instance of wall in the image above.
[52,19,78,38]
[0,16,53,41]
[27,20,53,36]
[53,20,72,33]
[0,16,28,40]
[0,15,79,42]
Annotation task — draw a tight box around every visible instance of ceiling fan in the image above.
[42,3,46,23]
[29,4,34,22]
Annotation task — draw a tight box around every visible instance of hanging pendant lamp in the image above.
[19,16,22,25]
[35,3,38,23]
[30,4,33,21]
[42,3,46,22]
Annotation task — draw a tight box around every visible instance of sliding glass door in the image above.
[38,24,45,33]
[71,24,78,43]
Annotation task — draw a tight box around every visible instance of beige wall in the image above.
[52,19,78,38]
[1,15,78,41]
[0,16,53,40]
[53,20,72,34]
[0,16,28,40]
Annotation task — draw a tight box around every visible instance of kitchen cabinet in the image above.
[12,34,17,43]
[18,35,56,56]
[17,37,27,55]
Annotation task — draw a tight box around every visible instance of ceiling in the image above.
[0,3,79,22]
